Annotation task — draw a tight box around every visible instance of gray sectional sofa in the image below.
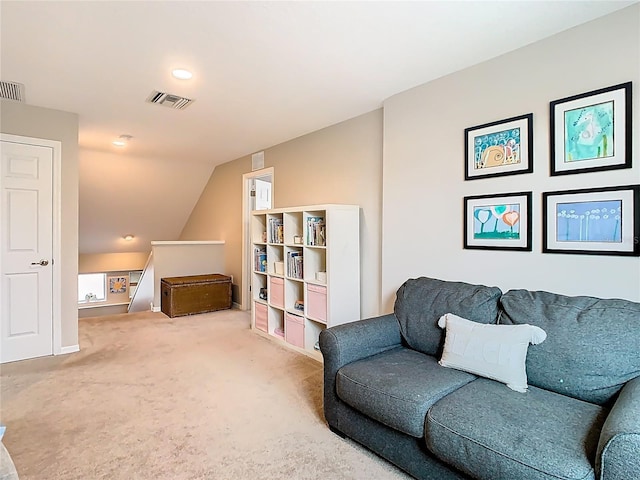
[319,277,640,480]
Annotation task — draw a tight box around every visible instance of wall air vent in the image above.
[146,90,194,110]
[0,81,25,102]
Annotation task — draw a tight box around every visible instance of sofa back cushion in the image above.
[500,289,640,406]
[394,277,502,356]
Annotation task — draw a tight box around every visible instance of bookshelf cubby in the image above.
[251,204,361,361]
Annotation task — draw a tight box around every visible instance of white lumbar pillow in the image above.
[437,313,546,392]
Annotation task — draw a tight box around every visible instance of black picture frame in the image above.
[550,82,632,176]
[542,185,640,256]
[464,191,532,251]
[464,113,533,180]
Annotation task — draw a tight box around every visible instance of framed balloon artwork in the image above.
[464,191,532,251]
[464,113,533,180]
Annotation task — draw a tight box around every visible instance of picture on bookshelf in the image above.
[463,191,532,251]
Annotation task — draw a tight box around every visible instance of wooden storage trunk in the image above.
[161,274,232,318]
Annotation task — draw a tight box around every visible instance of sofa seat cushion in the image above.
[426,378,609,480]
[336,346,476,438]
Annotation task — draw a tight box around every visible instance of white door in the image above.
[0,140,54,363]
[254,178,272,211]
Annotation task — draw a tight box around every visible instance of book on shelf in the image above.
[268,218,284,244]
[306,216,325,246]
[254,247,267,272]
[286,251,303,279]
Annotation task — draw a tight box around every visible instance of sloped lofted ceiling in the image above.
[1,1,635,254]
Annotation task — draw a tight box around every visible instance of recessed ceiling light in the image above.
[172,69,193,80]
[123,234,134,241]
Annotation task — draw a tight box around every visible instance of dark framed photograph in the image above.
[464,191,532,251]
[550,82,632,176]
[464,113,533,180]
[543,185,639,256]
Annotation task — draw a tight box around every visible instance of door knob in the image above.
[31,259,49,266]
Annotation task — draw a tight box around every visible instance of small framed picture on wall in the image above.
[542,185,640,256]
[550,82,632,176]
[464,114,533,180]
[109,276,127,294]
[464,191,532,251]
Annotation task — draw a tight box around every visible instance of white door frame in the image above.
[1,133,62,356]
[241,167,274,311]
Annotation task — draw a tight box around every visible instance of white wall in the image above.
[151,241,226,310]
[79,252,149,273]
[79,149,214,255]
[181,110,383,317]
[382,5,640,311]
[129,254,154,313]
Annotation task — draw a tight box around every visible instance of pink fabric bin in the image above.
[269,276,284,309]
[285,313,305,348]
[255,302,268,333]
[307,284,327,323]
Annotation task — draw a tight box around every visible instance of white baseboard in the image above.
[152,306,161,312]
[57,344,80,355]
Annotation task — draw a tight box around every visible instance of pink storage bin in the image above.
[255,302,268,333]
[285,313,305,348]
[307,284,327,323]
[270,276,284,309]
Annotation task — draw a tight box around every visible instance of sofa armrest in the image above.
[319,314,403,427]
[596,376,640,480]
[320,313,402,369]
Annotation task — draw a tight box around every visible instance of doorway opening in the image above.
[241,167,273,310]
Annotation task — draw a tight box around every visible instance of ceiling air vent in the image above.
[146,90,194,110]
[0,81,25,102]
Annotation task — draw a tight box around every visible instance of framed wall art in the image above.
[464,113,533,180]
[542,185,639,256]
[550,82,632,176]
[109,276,127,294]
[464,191,532,251]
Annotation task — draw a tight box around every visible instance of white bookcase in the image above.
[251,204,360,361]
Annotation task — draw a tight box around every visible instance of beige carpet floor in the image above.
[0,309,410,480]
